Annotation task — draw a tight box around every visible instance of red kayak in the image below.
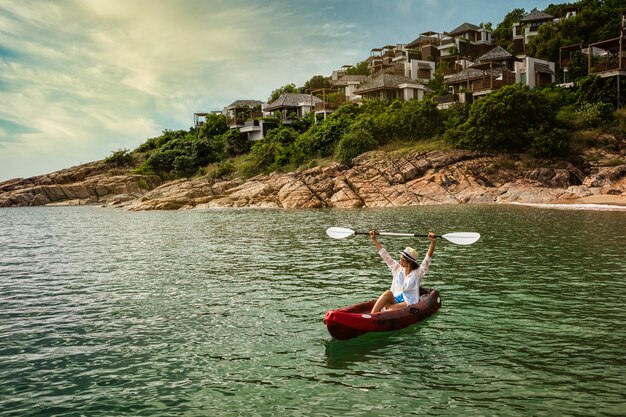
[323,288,441,340]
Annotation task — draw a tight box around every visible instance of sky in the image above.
[0,0,554,181]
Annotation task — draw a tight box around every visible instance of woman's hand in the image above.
[370,229,382,251]
[427,232,436,257]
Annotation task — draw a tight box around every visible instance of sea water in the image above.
[1,205,625,416]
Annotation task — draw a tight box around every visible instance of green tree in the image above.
[222,129,250,157]
[492,8,525,51]
[295,103,363,159]
[173,155,197,177]
[427,69,448,96]
[335,129,377,166]
[576,76,625,108]
[104,148,134,167]
[345,61,370,76]
[200,113,228,138]
[268,83,298,104]
[303,75,332,93]
[137,129,186,152]
[193,136,225,166]
[445,84,562,154]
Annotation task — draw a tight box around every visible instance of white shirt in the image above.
[378,248,431,305]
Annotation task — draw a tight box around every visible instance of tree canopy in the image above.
[345,61,370,76]
[267,83,299,104]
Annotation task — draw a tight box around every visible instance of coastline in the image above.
[556,194,626,206]
[1,150,624,212]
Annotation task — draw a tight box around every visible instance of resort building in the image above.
[438,23,492,60]
[263,93,323,123]
[439,45,555,107]
[331,75,367,103]
[222,100,264,128]
[560,12,626,106]
[353,73,429,101]
[512,9,554,56]
[405,31,441,63]
[515,57,556,88]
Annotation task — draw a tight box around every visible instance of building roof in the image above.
[520,8,554,23]
[264,93,323,111]
[444,68,503,84]
[331,75,367,87]
[534,63,556,76]
[474,46,514,62]
[446,22,481,37]
[406,35,430,49]
[225,100,264,109]
[353,73,425,94]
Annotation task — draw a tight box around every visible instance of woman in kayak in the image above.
[369,229,437,313]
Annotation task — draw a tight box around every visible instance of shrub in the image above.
[529,128,570,157]
[222,129,250,157]
[136,129,187,152]
[575,102,614,128]
[136,178,150,190]
[208,161,236,179]
[445,84,561,154]
[575,76,624,108]
[199,114,228,138]
[173,155,197,177]
[104,148,134,167]
[441,103,470,131]
[294,103,362,159]
[335,129,378,166]
[246,138,283,175]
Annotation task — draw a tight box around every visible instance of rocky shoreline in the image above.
[1,149,625,210]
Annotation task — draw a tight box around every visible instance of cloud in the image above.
[0,0,555,180]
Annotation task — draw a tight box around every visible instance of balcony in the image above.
[440,38,455,47]
[314,101,339,111]
[559,43,587,69]
[591,57,626,74]
[227,111,262,127]
[433,94,457,104]
[471,72,516,93]
[313,95,348,112]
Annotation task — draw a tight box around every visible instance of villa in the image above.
[195,6,605,138]
[353,73,429,101]
[263,93,323,122]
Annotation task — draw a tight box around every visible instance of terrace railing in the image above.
[591,57,626,73]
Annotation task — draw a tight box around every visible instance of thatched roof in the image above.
[474,46,514,63]
[444,68,503,84]
[446,22,481,36]
[225,100,264,109]
[534,63,556,76]
[332,75,367,87]
[353,73,425,94]
[520,8,553,23]
[264,93,323,111]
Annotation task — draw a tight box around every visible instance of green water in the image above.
[0,205,625,416]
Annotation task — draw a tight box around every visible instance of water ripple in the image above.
[0,205,624,416]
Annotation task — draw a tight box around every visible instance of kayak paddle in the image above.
[326,227,480,245]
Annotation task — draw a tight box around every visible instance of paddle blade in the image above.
[326,227,356,239]
[441,232,481,245]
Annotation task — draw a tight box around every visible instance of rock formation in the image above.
[1,150,624,210]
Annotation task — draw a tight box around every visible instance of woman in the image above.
[369,229,437,314]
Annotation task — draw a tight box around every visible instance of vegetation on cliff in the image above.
[108,1,624,180]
